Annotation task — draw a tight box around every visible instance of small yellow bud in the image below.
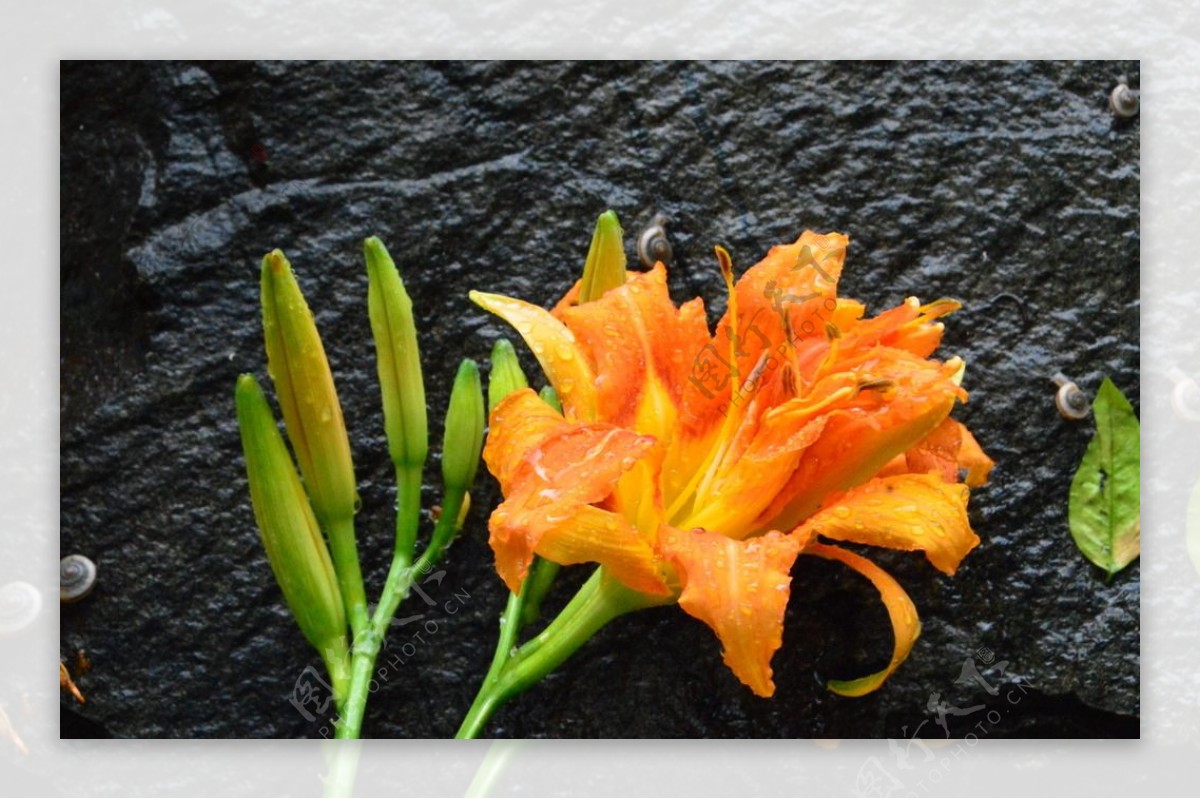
[578,210,627,303]
[260,250,357,525]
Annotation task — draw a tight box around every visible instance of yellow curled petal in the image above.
[796,473,979,575]
[470,290,597,421]
[661,528,802,697]
[806,542,920,697]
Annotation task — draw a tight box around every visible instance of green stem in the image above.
[455,569,662,739]
[333,487,468,739]
[520,558,561,627]
[320,635,352,710]
[326,516,369,638]
[394,462,423,564]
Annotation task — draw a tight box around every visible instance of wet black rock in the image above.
[60,61,1139,738]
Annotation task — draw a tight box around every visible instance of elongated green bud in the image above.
[578,210,626,303]
[442,359,485,493]
[261,250,357,525]
[364,236,428,470]
[235,374,350,677]
[488,338,528,414]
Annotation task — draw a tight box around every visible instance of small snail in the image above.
[637,212,674,269]
[0,581,43,636]
[60,555,97,604]
[1052,372,1090,420]
[1109,77,1139,119]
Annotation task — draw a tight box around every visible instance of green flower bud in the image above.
[442,359,485,493]
[364,236,428,471]
[578,210,627,303]
[235,374,350,673]
[539,385,563,413]
[487,338,528,414]
[260,249,357,525]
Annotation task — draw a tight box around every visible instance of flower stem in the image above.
[334,486,467,739]
[455,569,662,738]
[326,516,369,639]
[394,462,423,564]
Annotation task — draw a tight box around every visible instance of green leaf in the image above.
[1068,377,1140,577]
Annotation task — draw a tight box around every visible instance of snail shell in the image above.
[1109,78,1139,118]
[1052,372,1090,420]
[637,212,673,268]
[60,555,97,603]
[0,581,43,636]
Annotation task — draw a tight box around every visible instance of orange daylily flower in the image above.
[471,230,993,698]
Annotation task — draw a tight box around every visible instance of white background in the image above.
[3,1,1197,795]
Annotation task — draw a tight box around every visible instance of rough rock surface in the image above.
[60,60,1139,738]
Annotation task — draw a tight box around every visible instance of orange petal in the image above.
[679,232,848,426]
[531,505,668,595]
[470,290,598,421]
[796,474,979,575]
[805,542,920,697]
[904,417,995,488]
[483,389,568,494]
[558,263,709,434]
[727,232,849,364]
[758,349,967,531]
[956,423,995,487]
[661,527,802,697]
[834,297,960,362]
[486,411,658,592]
[904,416,965,483]
[886,298,961,358]
[680,374,857,535]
